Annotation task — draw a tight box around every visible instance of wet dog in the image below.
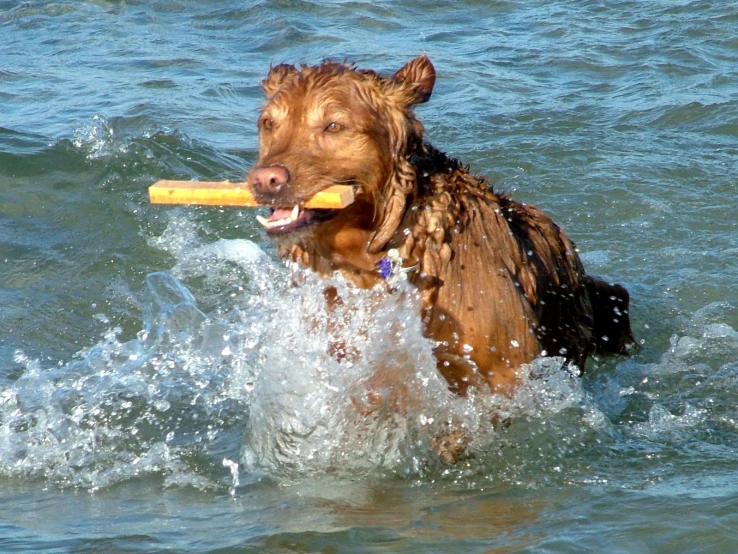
[247,54,634,399]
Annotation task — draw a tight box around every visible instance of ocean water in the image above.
[2,0,738,552]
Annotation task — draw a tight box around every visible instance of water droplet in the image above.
[154,400,171,412]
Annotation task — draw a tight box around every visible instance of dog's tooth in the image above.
[255,215,270,227]
[291,204,300,221]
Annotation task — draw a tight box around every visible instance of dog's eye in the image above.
[259,117,275,131]
[324,122,344,134]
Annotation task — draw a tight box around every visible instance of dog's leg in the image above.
[428,353,487,465]
[323,286,363,363]
[431,429,471,465]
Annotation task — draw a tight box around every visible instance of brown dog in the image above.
[247,54,634,398]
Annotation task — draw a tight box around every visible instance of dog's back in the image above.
[394,143,634,394]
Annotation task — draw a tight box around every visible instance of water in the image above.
[2,0,738,551]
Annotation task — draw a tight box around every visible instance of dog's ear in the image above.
[368,160,416,253]
[262,63,298,98]
[391,54,436,105]
[368,56,433,252]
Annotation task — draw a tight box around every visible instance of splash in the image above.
[590,301,738,477]
[0,270,246,491]
[0,228,609,489]
[237,270,455,476]
[72,115,120,160]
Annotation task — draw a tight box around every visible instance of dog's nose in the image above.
[250,165,289,196]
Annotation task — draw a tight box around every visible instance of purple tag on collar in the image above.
[377,249,416,288]
[378,257,392,280]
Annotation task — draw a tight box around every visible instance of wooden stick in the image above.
[148,180,355,209]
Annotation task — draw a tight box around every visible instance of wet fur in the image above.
[248,55,635,396]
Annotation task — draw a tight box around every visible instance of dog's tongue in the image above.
[269,208,293,222]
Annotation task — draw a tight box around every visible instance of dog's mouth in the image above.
[255,204,334,235]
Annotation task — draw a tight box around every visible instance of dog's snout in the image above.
[250,165,289,196]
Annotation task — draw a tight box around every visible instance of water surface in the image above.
[2,1,738,552]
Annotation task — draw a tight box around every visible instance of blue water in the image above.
[2,1,738,552]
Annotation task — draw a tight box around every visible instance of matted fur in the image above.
[247,54,635,396]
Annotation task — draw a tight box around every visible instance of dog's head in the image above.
[247,55,436,254]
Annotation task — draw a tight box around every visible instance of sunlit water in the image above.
[2,1,738,552]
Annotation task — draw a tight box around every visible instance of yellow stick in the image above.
[148,180,355,209]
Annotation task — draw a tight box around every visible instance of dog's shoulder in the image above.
[399,143,587,302]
